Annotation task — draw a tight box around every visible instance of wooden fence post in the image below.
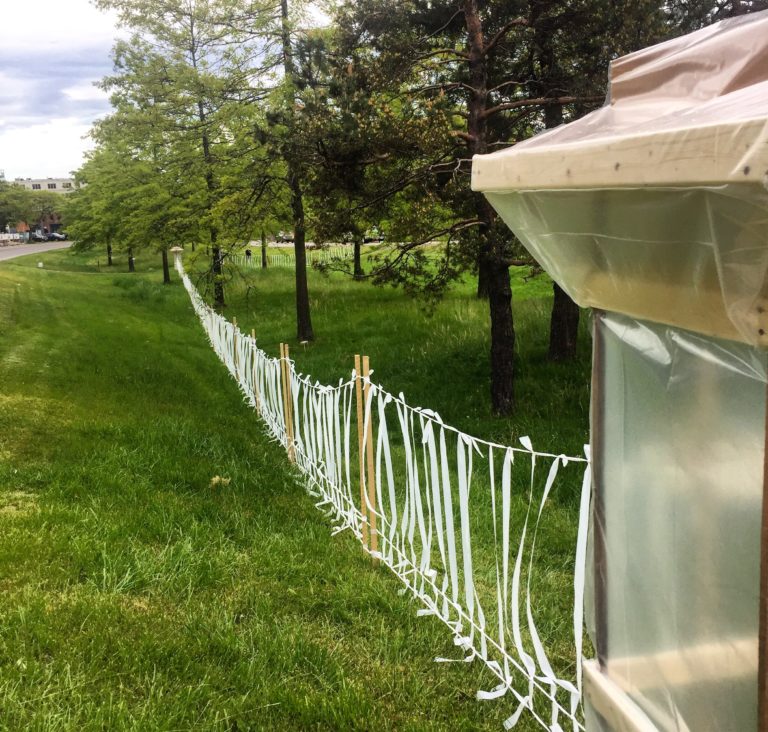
[232,317,239,379]
[362,356,378,564]
[354,355,369,548]
[280,343,295,462]
[251,329,261,414]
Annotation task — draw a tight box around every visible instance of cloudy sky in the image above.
[0,1,122,180]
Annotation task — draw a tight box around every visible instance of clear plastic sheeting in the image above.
[587,311,766,732]
[483,184,768,346]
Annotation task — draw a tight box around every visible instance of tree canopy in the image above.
[66,0,760,412]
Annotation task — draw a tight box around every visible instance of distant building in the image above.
[13,177,78,194]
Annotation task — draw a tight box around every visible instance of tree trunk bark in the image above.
[212,246,225,308]
[128,247,135,273]
[533,17,581,363]
[282,0,314,342]
[477,258,490,298]
[107,243,113,267]
[548,282,580,361]
[290,173,314,341]
[464,0,516,413]
[353,239,363,279]
[488,261,515,414]
[161,248,171,284]
[261,229,268,268]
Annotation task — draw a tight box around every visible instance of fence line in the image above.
[234,246,352,269]
[175,255,591,732]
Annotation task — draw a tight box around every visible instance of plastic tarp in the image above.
[471,10,768,346]
[588,312,766,732]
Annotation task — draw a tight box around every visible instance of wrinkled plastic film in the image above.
[588,312,766,732]
[484,184,768,347]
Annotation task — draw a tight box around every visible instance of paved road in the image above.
[0,241,71,262]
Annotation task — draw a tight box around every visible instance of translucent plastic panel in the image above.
[484,185,768,347]
[591,312,766,731]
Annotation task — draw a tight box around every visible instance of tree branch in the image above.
[481,95,602,120]
[482,17,529,57]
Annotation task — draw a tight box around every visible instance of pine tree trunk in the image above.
[290,173,314,341]
[282,0,314,342]
[548,282,580,361]
[212,246,225,308]
[477,259,490,298]
[261,229,268,268]
[161,248,170,284]
[128,247,135,273]
[353,240,363,279]
[488,261,515,414]
[530,16,582,364]
[464,0,516,413]
[107,243,113,267]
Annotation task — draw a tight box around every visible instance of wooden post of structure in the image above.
[362,356,378,563]
[354,355,369,548]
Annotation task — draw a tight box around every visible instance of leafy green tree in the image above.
[94,0,270,304]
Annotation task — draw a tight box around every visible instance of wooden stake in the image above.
[279,344,289,453]
[362,355,378,563]
[354,355,369,547]
[232,317,239,378]
[283,344,295,462]
[250,329,261,414]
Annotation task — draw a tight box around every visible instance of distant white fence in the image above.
[176,256,591,731]
[233,246,352,269]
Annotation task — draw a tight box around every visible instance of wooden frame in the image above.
[471,118,768,192]
[760,389,768,731]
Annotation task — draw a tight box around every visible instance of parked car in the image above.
[275,231,294,243]
[363,227,384,243]
[47,232,66,241]
[30,232,47,242]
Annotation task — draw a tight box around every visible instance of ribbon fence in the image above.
[234,246,351,269]
[175,255,591,732]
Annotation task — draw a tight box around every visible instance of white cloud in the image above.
[0,0,119,178]
[0,1,121,53]
[0,119,97,180]
[63,83,110,103]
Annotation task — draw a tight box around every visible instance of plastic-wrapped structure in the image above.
[472,11,768,732]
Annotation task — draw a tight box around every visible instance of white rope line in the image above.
[175,258,591,731]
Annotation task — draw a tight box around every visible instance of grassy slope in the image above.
[0,249,569,731]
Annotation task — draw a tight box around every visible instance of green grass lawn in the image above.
[0,248,591,730]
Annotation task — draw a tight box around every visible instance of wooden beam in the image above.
[583,660,658,732]
[760,384,768,731]
[472,119,768,191]
[592,310,609,669]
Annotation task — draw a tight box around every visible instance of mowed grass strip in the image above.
[0,250,549,731]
